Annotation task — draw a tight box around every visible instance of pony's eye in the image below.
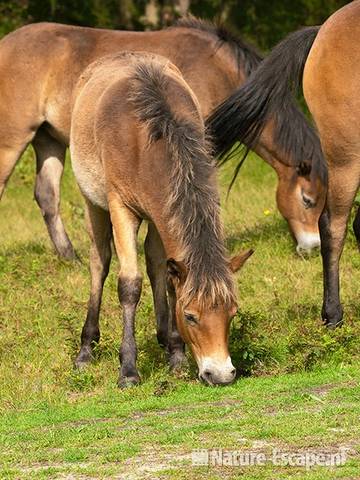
[185,313,198,325]
[301,190,316,209]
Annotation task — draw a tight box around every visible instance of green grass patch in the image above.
[1,148,360,478]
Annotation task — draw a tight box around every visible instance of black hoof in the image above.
[157,331,168,349]
[322,303,343,330]
[118,375,140,389]
[57,244,79,262]
[74,347,93,369]
[323,317,343,329]
[169,352,188,373]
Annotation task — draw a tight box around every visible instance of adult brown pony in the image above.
[70,51,252,386]
[0,18,325,257]
[208,1,360,328]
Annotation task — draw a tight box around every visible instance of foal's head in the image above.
[167,250,253,386]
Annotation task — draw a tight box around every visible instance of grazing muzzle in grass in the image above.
[167,250,253,386]
[274,164,325,254]
[198,355,236,386]
[295,231,321,255]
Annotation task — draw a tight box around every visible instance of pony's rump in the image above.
[206,26,326,184]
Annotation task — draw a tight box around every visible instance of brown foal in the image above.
[70,52,252,386]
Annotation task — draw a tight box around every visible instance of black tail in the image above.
[206,26,323,183]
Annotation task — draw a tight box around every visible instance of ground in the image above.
[1,148,360,479]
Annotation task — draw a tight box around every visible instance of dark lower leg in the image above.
[75,204,112,367]
[319,208,343,328]
[353,204,360,250]
[166,279,186,370]
[319,159,359,328]
[144,223,169,347]
[118,276,142,387]
[76,257,111,366]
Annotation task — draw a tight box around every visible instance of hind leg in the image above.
[144,222,169,347]
[32,129,76,259]
[109,196,142,387]
[352,204,360,250]
[0,143,31,199]
[75,201,112,368]
[320,152,360,328]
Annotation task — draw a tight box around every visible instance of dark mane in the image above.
[174,16,262,76]
[129,58,235,308]
[174,17,327,187]
[206,26,327,187]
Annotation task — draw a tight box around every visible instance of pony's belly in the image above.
[70,149,108,210]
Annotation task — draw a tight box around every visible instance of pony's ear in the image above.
[229,249,254,273]
[167,259,187,284]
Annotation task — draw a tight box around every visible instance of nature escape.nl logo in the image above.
[191,448,347,470]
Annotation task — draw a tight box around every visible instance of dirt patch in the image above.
[308,380,358,398]
[12,440,360,479]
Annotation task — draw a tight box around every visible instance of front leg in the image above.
[118,276,142,387]
[144,222,169,347]
[109,196,142,387]
[166,277,186,371]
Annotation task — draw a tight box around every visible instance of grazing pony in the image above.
[208,0,360,328]
[0,19,325,256]
[70,51,252,386]
[206,23,327,254]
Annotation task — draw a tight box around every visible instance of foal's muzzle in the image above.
[198,357,236,386]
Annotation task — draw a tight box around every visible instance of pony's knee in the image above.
[118,276,142,308]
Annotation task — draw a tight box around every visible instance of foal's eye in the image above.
[185,313,198,325]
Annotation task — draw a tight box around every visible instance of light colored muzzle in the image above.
[295,231,321,254]
[198,356,236,386]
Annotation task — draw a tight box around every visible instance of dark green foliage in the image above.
[0,1,352,51]
[229,310,277,376]
[221,0,350,50]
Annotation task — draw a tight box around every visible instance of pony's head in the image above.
[274,160,325,253]
[167,249,253,386]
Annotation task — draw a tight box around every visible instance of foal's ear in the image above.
[229,249,254,273]
[167,259,187,284]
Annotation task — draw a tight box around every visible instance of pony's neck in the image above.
[183,51,241,118]
[153,222,183,261]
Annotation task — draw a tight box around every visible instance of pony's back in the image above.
[70,51,207,212]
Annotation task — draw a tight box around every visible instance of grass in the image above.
[1,147,360,478]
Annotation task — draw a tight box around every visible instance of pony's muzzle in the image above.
[295,231,321,254]
[198,357,236,386]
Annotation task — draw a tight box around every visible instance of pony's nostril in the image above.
[202,369,213,384]
[230,368,236,377]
